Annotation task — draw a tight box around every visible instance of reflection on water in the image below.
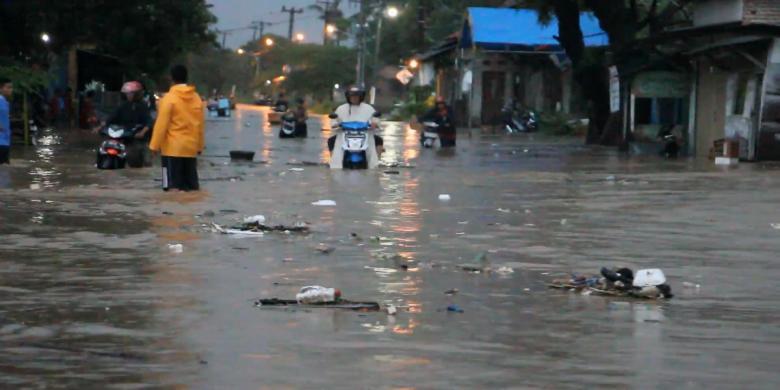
[3,105,780,388]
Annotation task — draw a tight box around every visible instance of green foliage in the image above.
[185,46,254,98]
[250,37,357,100]
[390,85,435,121]
[0,0,216,78]
[309,100,339,115]
[539,112,586,136]
[0,62,50,95]
[367,0,506,68]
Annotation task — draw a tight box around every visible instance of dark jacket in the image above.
[421,105,456,141]
[107,101,152,129]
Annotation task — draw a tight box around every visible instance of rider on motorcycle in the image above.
[100,81,153,167]
[292,97,308,137]
[328,86,383,153]
[274,92,289,112]
[420,96,456,147]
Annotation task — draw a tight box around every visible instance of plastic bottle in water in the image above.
[296,286,342,304]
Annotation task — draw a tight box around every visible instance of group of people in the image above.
[98,65,205,192]
[1,65,458,189]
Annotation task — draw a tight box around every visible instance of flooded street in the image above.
[1,104,779,389]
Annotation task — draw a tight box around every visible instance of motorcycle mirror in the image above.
[328,113,338,119]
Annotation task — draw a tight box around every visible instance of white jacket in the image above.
[330,102,380,169]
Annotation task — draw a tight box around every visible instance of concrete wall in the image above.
[695,60,729,157]
[694,0,744,26]
[757,38,780,160]
[460,51,573,125]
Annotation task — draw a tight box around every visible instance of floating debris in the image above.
[548,267,673,300]
[446,304,464,313]
[211,221,309,235]
[312,200,337,206]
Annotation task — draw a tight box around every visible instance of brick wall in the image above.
[743,0,780,25]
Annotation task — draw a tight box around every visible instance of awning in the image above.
[461,7,608,52]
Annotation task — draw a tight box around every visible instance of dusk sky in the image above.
[211,0,359,48]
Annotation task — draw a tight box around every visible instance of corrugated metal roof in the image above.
[462,7,608,50]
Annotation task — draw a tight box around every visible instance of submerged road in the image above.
[1,104,779,388]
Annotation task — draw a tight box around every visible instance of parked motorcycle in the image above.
[502,101,538,133]
[657,125,679,158]
[96,125,143,170]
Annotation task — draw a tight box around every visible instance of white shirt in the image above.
[334,102,377,125]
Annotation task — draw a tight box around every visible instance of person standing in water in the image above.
[149,65,205,192]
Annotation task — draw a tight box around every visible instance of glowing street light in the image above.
[41,33,51,44]
[236,48,245,55]
[408,58,419,69]
[264,37,275,47]
[386,6,400,19]
[325,24,337,36]
[294,33,305,43]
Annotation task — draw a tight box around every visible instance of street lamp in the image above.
[386,6,400,19]
[326,24,337,36]
[367,5,401,85]
[408,58,419,69]
[237,48,245,55]
[294,33,305,43]
[41,33,51,44]
[264,37,274,47]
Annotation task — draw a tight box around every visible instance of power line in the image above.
[281,6,304,40]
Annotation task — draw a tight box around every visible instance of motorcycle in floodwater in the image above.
[279,112,306,138]
[338,121,372,169]
[268,103,288,125]
[421,121,441,149]
[96,124,143,169]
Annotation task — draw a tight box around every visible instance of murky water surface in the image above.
[1,105,779,389]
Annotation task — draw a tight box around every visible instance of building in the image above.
[417,8,607,127]
[631,0,780,160]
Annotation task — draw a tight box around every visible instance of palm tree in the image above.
[308,0,348,45]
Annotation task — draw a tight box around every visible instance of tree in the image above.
[522,0,694,144]
[185,46,255,98]
[226,35,356,101]
[308,0,350,45]
[0,0,216,78]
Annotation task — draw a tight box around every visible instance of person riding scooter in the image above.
[98,81,153,167]
[420,96,456,147]
[327,85,383,169]
[293,97,308,137]
[274,93,289,113]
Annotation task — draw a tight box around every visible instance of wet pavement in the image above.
[1,104,779,389]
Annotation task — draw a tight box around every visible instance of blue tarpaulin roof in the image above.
[461,7,608,51]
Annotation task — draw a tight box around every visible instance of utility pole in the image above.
[220,30,229,48]
[251,20,269,41]
[356,0,367,87]
[372,0,386,85]
[281,6,304,40]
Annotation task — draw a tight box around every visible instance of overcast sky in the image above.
[211,0,359,48]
